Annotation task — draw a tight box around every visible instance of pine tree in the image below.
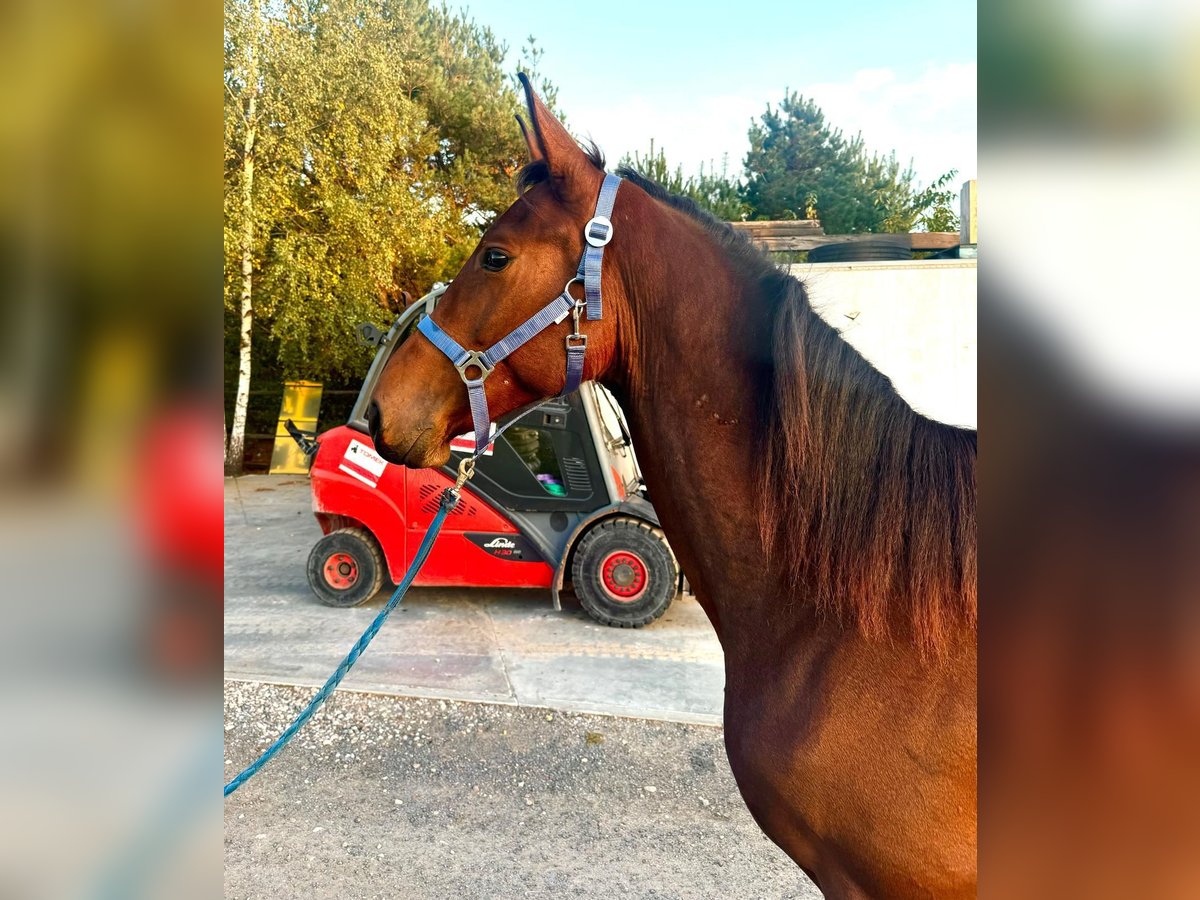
[743,91,958,234]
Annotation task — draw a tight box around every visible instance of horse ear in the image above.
[517,72,597,198]
[515,114,544,165]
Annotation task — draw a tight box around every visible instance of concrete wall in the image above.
[786,259,977,429]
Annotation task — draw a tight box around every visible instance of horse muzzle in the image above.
[366,400,452,469]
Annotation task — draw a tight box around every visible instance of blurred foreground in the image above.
[0,0,220,896]
[981,0,1200,896]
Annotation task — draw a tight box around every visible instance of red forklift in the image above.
[288,286,680,628]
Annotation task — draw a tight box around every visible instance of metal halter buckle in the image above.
[565,333,588,350]
[584,215,613,247]
[453,349,493,384]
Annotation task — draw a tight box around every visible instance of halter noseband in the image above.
[417,173,622,457]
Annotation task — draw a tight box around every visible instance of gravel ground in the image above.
[224,681,820,899]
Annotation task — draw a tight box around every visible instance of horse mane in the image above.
[617,166,978,653]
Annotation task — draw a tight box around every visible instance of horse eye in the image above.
[482,248,509,272]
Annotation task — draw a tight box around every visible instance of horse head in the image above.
[369,75,623,467]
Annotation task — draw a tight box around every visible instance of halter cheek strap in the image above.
[416,173,622,458]
[416,289,576,453]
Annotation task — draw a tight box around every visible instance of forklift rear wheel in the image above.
[307,528,386,608]
[572,517,677,627]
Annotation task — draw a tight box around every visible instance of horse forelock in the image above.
[617,166,977,654]
[515,140,606,196]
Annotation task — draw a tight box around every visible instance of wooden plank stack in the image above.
[729,219,961,253]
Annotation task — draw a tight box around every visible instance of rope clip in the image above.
[447,455,476,505]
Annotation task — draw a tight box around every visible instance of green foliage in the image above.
[416,5,532,231]
[742,91,959,234]
[912,170,960,233]
[867,154,960,233]
[618,141,748,221]
[224,0,531,383]
[743,94,863,230]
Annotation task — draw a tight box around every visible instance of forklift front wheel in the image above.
[307,528,386,608]
[571,518,677,628]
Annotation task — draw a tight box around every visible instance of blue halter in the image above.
[417,173,622,457]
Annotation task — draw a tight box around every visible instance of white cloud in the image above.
[803,63,977,186]
[567,63,976,190]
[571,92,763,179]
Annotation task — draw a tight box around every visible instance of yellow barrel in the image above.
[269,380,323,474]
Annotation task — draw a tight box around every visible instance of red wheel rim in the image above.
[323,552,359,589]
[599,551,648,603]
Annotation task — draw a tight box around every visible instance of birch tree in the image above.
[223,0,264,474]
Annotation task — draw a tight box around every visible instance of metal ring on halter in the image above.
[563,277,586,326]
[453,349,494,384]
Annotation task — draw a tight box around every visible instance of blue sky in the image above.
[458,0,976,190]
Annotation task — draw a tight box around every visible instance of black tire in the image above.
[306,527,386,607]
[571,517,677,628]
[808,237,912,263]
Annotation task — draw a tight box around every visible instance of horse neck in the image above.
[603,199,788,642]
[603,193,976,657]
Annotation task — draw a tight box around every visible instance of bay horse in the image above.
[369,75,977,898]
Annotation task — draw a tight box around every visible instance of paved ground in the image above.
[224,682,819,899]
[225,475,725,724]
[225,476,820,897]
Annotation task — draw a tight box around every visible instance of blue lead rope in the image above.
[224,488,460,797]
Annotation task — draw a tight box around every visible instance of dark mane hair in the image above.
[618,166,978,653]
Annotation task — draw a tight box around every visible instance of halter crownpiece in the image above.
[579,174,620,319]
[417,172,622,457]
